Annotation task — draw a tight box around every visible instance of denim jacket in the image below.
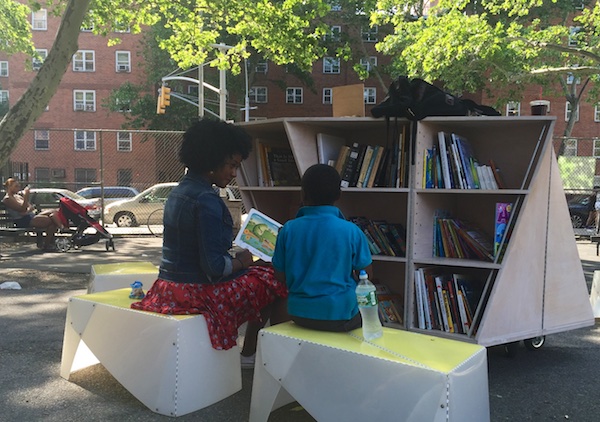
[158,171,237,284]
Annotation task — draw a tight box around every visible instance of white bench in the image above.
[60,288,241,417]
[250,322,489,422]
[88,261,158,293]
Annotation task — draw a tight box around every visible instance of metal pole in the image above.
[198,65,204,118]
[219,67,226,121]
[244,57,250,122]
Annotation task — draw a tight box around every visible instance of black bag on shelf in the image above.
[371,76,500,121]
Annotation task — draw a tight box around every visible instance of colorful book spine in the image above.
[494,202,513,256]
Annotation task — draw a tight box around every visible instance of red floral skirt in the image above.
[131,266,287,350]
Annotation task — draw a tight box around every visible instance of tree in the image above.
[0,0,337,167]
[372,0,600,137]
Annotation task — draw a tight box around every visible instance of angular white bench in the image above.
[250,322,489,422]
[60,288,241,417]
[88,261,158,293]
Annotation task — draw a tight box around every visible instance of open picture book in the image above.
[233,208,282,262]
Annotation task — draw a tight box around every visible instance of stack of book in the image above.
[255,140,301,187]
[433,210,495,261]
[349,216,407,257]
[425,132,505,189]
[414,267,482,335]
[374,283,403,326]
[317,130,409,188]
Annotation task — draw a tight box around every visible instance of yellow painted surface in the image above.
[264,321,484,373]
[92,261,158,275]
[75,288,194,320]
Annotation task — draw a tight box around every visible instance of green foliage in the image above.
[0,0,36,56]
[373,0,600,101]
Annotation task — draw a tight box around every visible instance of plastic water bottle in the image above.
[355,270,383,340]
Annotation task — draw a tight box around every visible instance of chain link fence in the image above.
[0,128,244,231]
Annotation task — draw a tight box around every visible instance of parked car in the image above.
[28,188,101,220]
[104,182,178,227]
[76,186,139,205]
[567,193,595,228]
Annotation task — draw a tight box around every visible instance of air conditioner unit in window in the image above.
[85,104,95,111]
[75,104,84,111]
[52,168,66,178]
[74,65,85,71]
[117,65,130,72]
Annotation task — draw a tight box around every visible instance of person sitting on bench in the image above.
[2,178,63,251]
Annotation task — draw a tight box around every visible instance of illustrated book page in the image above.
[234,208,282,262]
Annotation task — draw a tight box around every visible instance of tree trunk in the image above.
[0,0,91,167]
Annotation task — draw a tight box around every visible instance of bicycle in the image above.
[146,207,165,237]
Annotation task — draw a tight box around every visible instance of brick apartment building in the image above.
[1,4,599,190]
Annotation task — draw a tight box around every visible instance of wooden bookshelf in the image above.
[237,116,594,348]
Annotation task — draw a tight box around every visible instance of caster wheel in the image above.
[524,336,545,351]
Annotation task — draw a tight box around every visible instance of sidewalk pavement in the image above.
[0,236,599,421]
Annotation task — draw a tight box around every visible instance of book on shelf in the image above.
[451,133,479,189]
[350,216,407,257]
[356,145,375,188]
[340,142,362,188]
[489,159,506,189]
[434,275,451,332]
[494,202,513,256]
[255,140,272,187]
[267,147,301,186]
[334,145,351,176]
[414,269,426,329]
[233,208,282,262]
[437,131,452,189]
[378,293,403,325]
[316,133,347,166]
[366,145,385,188]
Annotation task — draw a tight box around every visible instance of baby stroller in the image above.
[54,197,116,252]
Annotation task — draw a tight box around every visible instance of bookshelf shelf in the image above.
[237,116,594,348]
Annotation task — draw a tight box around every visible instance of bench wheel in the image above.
[524,336,545,351]
[105,239,116,251]
[55,237,71,252]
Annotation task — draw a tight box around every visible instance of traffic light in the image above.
[156,85,171,114]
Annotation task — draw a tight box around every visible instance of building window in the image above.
[115,98,131,112]
[506,101,520,116]
[249,86,268,103]
[255,61,268,73]
[74,90,96,112]
[593,138,600,158]
[286,87,303,104]
[323,88,332,104]
[325,25,341,42]
[595,104,600,122]
[31,9,47,30]
[362,25,378,42]
[81,24,94,32]
[329,0,342,11]
[0,61,8,77]
[566,72,581,85]
[569,26,581,47]
[75,168,97,185]
[115,51,131,72]
[364,87,377,104]
[32,49,47,71]
[323,57,341,74]
[34,130,49,150]
[35,168,50,182]
[117,169,132,186]
[114,22,131,33]
[0,90,8,104]
[188,85,199,95]
[360,56,377,72]
[74,130,96,151]
[565,102,579,121]
[73,50,95,72]
[117,132,132,151]
[563,138,577,156]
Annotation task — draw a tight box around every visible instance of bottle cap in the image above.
[359,270,367,278]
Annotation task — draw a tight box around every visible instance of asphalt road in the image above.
[0,237,599,421]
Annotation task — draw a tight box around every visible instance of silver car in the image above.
[28,188,102,220]
[104,182,177,227]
